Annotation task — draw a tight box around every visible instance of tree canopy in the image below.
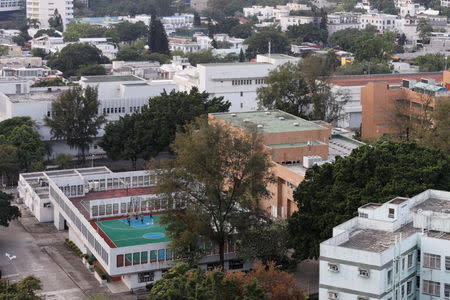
[45,86,106,162]
[286,23,328,44]
[244,31,289,59]
[148,261,304,300]
[287,141,450,260]
[148,16,170,56]
[414,53,445,72]
[0,276,41,299]
[0,191,20,227]
[155,118,273,268]
[47,43,110,77]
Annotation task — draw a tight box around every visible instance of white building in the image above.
[442,0,450,7]
[0,75,178,158]
[243,4,310,21]
[0,0,22,12]
[79,38,118,60]
[320,189,450,300]
[360,13,397,33]
[26,0,74,30]
[173,54,301,112]
[327,12,361,35]
[279,15,316,31]
[111,61,160,80]
[18,167,249,290]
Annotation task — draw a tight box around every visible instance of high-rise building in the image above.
[26,0,74,30]
[0,0,22,13]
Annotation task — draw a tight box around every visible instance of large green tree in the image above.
[44,86,106,163]
[0,275,41,299]
[48,9,63,32]
[244,31,289,59]
[286,23,328,44]
[136,88,230,159]
[288,141,450,260]
[98,114,143,170]
[47,43,110,77]
[7,124,45,171]
[156,119,273,268]
[0,191,20,227]
[63,22,107,42]
[148,15,170,56]
[257,58,347,123]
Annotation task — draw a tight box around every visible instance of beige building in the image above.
[209,110,331,218]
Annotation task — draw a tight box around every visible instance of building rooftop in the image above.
[329,72,443,87]
[212,110,325,133]
[340,223,420,253]
[268,140,323,149]
[412,197,450,213]
[198,62,270,67]
[81,75,145,83]
[8,91,62,103]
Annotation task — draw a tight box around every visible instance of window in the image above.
[387,269,393,284]
[408,253,413,268]
[138,271,154,283]
[395,260,399,274]
[240,92,243,97]
[328,263,339,272]
[240,102,243,108]
[402,257,405,270]
[417,275,420,288]
[357,297,368,300]
[423,253,441,269]
[125,253,132,266]
[418,250,421,262]
[141,251,148,264]
[116,254,124,267]
[359,268,370,278]
[388,208,395,218]
[328,291,338,299]
[359,212,368,218]
[423,280,440,296]
[133,252,140,265]
[445,283,450,298]
[445,256,450,271]
[407,280,412,295]
[229,260,243,270]
[401,284,405,297]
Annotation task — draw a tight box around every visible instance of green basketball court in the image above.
[96,214,170,247]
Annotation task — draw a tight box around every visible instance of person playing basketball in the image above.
[126,216,131,226]
[140,215,144,224]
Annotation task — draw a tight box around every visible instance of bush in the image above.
[94,266,107,280]
[65,238,84,258]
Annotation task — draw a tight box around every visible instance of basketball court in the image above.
[96,214,170,247]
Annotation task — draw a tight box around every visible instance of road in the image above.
[0,206,137,299]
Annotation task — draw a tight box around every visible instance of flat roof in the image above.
[81,75,145,83]
[8,91,62,103]
[198,62,270,67]
[212,110,325,133]
[339,223,420,253]
[268,140,323,149]
[412,198,450,213]
[329,73,443,87]
[96,214,170,247]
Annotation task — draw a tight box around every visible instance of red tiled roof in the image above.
[329,73,443,87]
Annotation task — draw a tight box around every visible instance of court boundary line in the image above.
[96,224,118,248]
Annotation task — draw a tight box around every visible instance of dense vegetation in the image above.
[288,141,450,260]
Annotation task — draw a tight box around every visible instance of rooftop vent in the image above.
[278,117,285,120]
[257,124,263,128]
[231,113,237,117]
[265,111,271,115]
[293,122,299,126]
[243,119,250,123]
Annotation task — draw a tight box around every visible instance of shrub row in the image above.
[65,238,84,258]
[94,266,108,280]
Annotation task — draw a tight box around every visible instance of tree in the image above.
[141,51,170,64]
[244,31,289,59]
[31,48,49,59]
[414,53,445,72]
[105,21,148,43]
[211,38,218,49]
[288,141,450,260]
[0,275,41,299]
[48,9,63,32]
[156,118,273,268]
[236,220,289,264]
[136,88,230,159]
[335,61,391,75]
[44,86,106,163]
[7,124,45,171]
[258,59,347,123]
[417,18,433,44]
[185,49,219,66]
[63,22,107,42]
[34,29,61,38]
[148,15,170,56]
[99,114,143,170]
[354,30,395,62]
[239,48,246,62]
[0,45,8,57]
[286,23,328,44]
[0,145,19,186]
[0,191,20,227]
[369,0,397,14]
[77,64,106,76]
[194,12,201,26]
[230,23,254,39]
[47,43,110,77]
[55,153,72,169]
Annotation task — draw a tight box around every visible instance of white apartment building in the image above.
[243,4,311,21]
[173,54,301,112]
[0,75,177,158]
[0,0,22,12]
[320,189,450,300]
[279,16,316,31]
[18,167,249,290]
[360,13,397,33]
[327,12,361,35]
[26,0,74,30]
[442,0,450,7]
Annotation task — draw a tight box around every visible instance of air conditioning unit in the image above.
[421,78,435,85]
[402,79,416,89]
[43,202,51,208]
[328,291,338,299]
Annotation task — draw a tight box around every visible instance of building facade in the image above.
[26,0,74,30]
[0,0,22,13]
[320,189,450,300]
[18,167,248,290]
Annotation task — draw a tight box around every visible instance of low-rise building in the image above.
[327,12,361,35]
[360,13,397,33]
[279,15,316,31]
[320,189,450,300]
[18,167,248,290]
